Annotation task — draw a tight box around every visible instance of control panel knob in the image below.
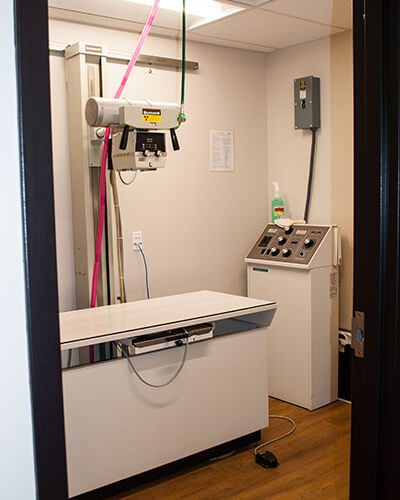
[156,150,163,157]
[278,236,287,245]
[284,226,294,235]
[143,149,150,157]
[304,238,315,249]
[282,248,292,257]
[270,247,280,256]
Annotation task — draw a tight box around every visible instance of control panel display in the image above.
[247,224,329,265]
[135,131,166,153]
[259,236,272,247]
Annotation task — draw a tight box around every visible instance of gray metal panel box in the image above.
[294,76,320,129]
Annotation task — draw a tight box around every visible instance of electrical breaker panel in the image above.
[294,76,321,130]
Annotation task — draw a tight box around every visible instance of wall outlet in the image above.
[132,231,143,250]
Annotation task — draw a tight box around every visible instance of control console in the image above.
[247,224,329,265]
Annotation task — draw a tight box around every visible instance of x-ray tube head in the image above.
[85,97,181,129]
[85,97,127,127]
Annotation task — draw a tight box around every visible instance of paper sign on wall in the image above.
[209,130,234,171]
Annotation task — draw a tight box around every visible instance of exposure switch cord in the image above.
[114,330,189,388]
[253,415,296,456]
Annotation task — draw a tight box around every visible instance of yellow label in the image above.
[142,108,161,123]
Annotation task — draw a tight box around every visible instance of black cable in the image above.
[115,334,189,388]
[67,349,72,368]
[303,127,318,223]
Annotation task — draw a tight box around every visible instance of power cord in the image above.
[138,243,150,299]
[114,331,189,388]
[303,127,318,223]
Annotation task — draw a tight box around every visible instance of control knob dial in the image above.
[304,238,315,249]
[282,248,292,257]
[278,236,287,245]
[270,247,280,256]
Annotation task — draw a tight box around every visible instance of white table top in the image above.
[60,290,276,350]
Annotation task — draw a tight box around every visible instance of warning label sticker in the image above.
[142,108,162,123]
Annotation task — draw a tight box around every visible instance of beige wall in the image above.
[49,20,269,309]
[50,20,353,327]
[265,33,353,330]
[265,37,332,223]
[331,31,353,331]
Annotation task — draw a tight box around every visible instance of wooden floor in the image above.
[109,398,351,500]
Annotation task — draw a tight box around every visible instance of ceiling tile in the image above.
[187,32,275,52]
[49,8,181,37]
[259,0,352,30]
[191,8,344,49]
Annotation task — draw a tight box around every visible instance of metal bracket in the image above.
[351,311,365,358]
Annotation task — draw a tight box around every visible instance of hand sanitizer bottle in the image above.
[272,182,284,223]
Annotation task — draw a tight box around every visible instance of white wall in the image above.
[49,20,269,308]
[0,1,37,498]
[50,21,353,330]
[265,37,332,223]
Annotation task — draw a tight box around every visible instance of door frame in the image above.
[351,0,400,498]
[14,0,68,498]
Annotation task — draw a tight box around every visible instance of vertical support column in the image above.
[65,43,110,308]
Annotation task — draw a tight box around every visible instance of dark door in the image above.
[351,0,400,498]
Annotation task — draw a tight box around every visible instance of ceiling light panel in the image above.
[49,0,244,31]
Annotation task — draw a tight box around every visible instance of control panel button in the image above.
[282,248,292,257]
[278,236,287,245]
[285,227,294,235]
[270,247,280,256]
[304,238,315,249]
